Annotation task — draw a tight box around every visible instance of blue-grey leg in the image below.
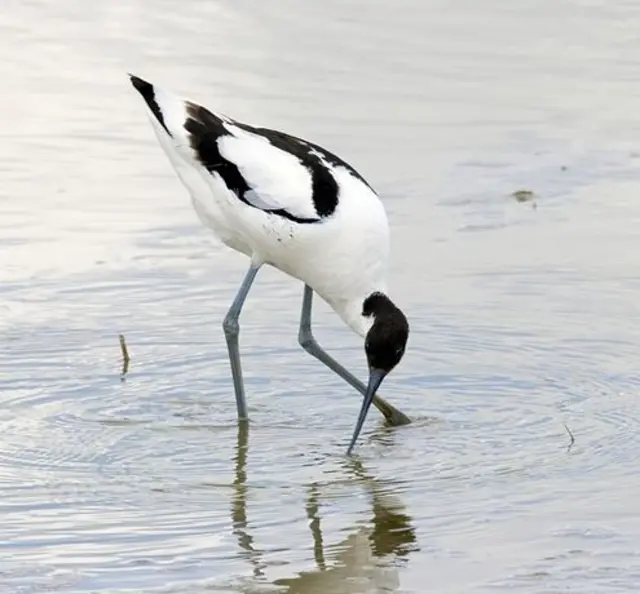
[297,284,411,426]
[223,263,262,420]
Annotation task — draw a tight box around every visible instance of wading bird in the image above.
[129,75,410,453]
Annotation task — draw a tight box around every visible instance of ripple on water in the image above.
[2,317,419,590]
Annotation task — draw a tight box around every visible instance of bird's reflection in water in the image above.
[345,457,418,564]
[230,423,418,593]
[231,420,265,579]
[305,483,327,573]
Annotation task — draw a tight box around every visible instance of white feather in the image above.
[218,128,318,221]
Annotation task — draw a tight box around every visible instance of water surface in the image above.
[2,1,640,592]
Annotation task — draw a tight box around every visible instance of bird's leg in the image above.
[223,263,262,420]
[297,285,411,426]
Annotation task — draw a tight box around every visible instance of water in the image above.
[2,0,640,591]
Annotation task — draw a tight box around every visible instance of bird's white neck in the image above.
[334,288,389,338]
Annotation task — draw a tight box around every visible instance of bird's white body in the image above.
[139,84,390,336]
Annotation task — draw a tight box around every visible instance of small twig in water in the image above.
[563,423,575,451]
[119,334,131,378]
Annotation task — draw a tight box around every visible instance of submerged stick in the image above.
[563,423,575,451]
[119,334,131,378]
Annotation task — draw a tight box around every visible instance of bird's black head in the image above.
[346,292,409,455]
[363,292,409,374]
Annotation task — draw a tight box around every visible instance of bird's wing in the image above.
[195,111,325,223]
[186,104,354,223]
[129,75,373,224]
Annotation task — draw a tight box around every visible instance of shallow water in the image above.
[2,0,640,592]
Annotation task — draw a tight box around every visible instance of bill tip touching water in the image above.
[128,73,411,454]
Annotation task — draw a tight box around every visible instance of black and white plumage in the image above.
[129,74,410,454]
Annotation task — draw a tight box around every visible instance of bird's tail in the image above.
[128,74,194,145]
